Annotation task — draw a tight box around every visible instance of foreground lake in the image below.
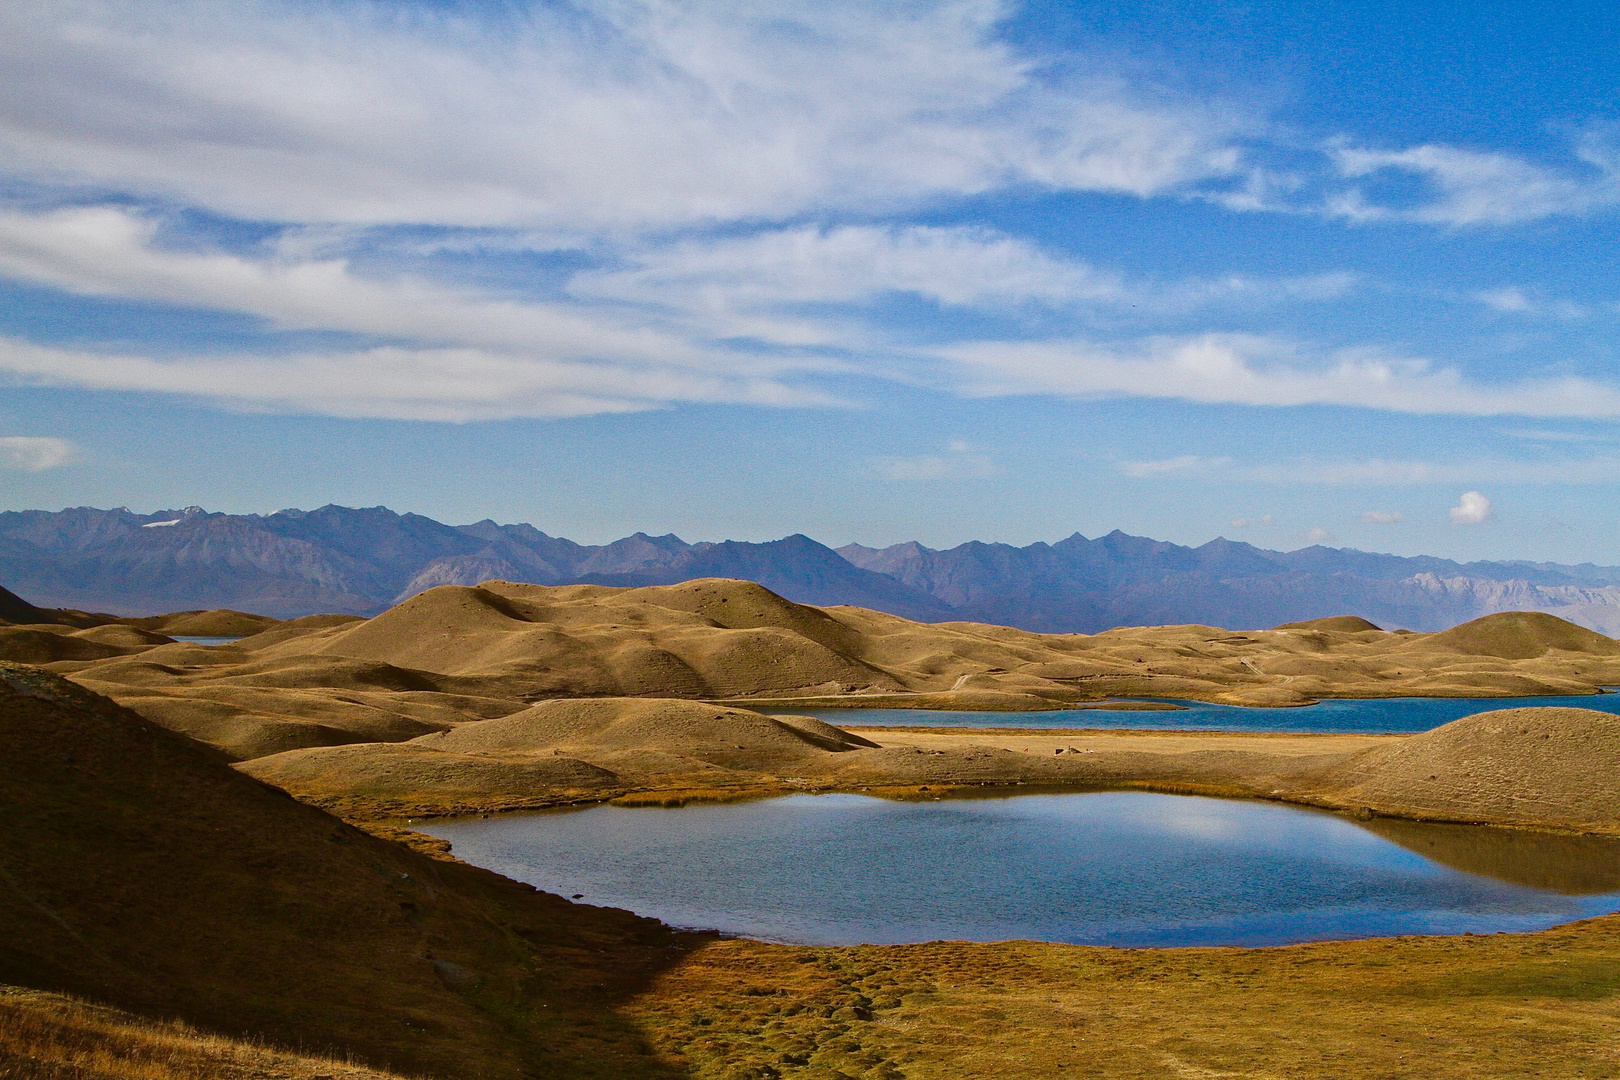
[421,791,1620,948]
[782,692,1620,733]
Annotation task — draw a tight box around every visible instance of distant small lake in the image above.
[166,636,244,646]
[420,792,1620,948]
[779,693,1620,734]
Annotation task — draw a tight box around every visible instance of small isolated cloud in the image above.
[0,436,75,471]
[1476,287,1533,312]
[1229,514,1274,529]
[871,440,996,482]
[1449,491,1493,525]
[1121,455,1233,478]
[1303,526,1334,544]
[1360,510,1403,524]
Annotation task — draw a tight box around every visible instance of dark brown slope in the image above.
[0,662,690,1080]
[0,583,48,625]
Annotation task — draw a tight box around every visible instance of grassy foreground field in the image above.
[624,920,1620,1079]
[6,650,1620,1078]
[8,916,1620,1080]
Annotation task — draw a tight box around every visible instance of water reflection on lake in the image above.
[778,693,1620,734]
[420,792,1620,948]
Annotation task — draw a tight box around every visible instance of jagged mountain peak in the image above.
[3,506,1620,634]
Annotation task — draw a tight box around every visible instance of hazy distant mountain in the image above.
[4,504,1620,633]
[839,532,1620,633]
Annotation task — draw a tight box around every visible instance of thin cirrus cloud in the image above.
[871,440,997,482]
[0,1,1251,231]
[0,435,76,471]
[0,338,835,422]
[1326,131,1620,226]
[2,204,1620,421]
[1360,510,1403,524]
[1122,455,1620,487]
[0,4,1618,426]
[571,224,1358,336]
[0,2,1606,236]
[940,335,1620,418]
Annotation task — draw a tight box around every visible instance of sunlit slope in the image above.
[33,579,1620,763]
[239,697,880,815]
[1306,706,1620,830]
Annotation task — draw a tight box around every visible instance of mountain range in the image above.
[4,504,1620,633]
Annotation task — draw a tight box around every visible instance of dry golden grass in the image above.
[30,582,1620,766]
[624,918,1620,1079]
[8,659,1620,1079]
[0,986,415,1080]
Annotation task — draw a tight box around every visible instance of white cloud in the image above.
[0,2,1251,231]
[0,435,76,471]
[871,440,997,482]
[573,224,1353,324]
[1229,514,1273,529]
[1473,286,1587,319]
[1476,287,1533,312]
[1121,455,1233,478]
[1360,510,1403,524]
[0,337,834,421]
[1329,136,1620,226]
[0,206,725,367]
[938,333,1620,418]
[1121,455,1620,487]
[1303,526,1334,544]
[1449,490,1493,525]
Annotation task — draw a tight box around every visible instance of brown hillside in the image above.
[416,697,880,756]
[1272,615,1382,632]
[130,609,282,637]
[1420,610,1620,659]
[241,698,881,815]
[1307,706,1620,830]
[0,584,48,625]
[0,661,695,1080]
[45,583,1620,763]
[0,624,172,664]
[277,580,902,699]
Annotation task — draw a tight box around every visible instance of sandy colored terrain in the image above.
[7,663,1620,1079]
[8,579,1618,766]
[232,692,1620,835]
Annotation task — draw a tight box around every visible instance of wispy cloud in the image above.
[1360,510,1402,524]
[871,440,997,482]
[1120,455,1620,487]
[940,333,1620,418]
[1327,130,1620,226]
[0,2,1252,231]
[0,338,835,421]
[573,224,1355,333]
[0,435,75,471]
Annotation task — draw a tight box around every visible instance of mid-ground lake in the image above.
[420,791,1620,948]
[781,692,1620,734]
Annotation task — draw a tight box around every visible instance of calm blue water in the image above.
[421,792,1620,948]
[778,693,1620,734]
[166,635,244,646]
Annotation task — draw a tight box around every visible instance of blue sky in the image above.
[2,1,1620,561]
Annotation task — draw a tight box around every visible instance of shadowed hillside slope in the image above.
[0,662,694,1080]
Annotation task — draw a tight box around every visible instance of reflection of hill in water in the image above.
[1361,817,1620,893]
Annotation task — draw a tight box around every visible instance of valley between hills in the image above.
[5,577,1620,1077]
